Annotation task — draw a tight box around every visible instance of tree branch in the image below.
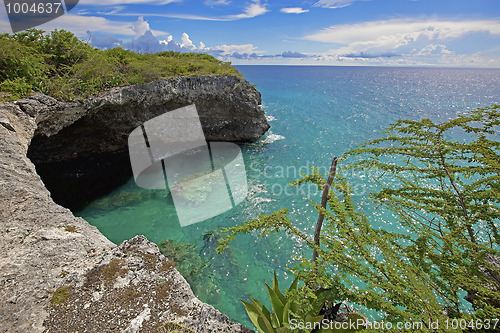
[313,157,338,264]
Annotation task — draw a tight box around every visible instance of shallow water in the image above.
[76,66,500,327]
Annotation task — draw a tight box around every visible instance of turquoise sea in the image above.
[76,66,500,327]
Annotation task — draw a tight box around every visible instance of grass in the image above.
[0,29,240,101]
[64,225,76,232]
[51,286,72,305]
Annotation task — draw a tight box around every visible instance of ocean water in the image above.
[76,66,500,327]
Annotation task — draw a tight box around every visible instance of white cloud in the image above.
[35,14,139,37]
[295,18,500,67]
[280,7,309,14]
[106,0,268,21]
[313,0,358,9]
[226,1,269,20]
[132,16,150,37]
[205,0,231,5]
[29,14,168,39]
[180,32,196,50]
[160,35,174,44]
[411,44,451,57]
[304,18,500,58]
[210,44,258,55]
[305,19,500,45]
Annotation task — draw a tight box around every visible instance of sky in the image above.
[1,0,500,67]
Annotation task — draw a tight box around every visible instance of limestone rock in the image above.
[0,101,113,333]
[0,75,260,332]
[44,236,252,333]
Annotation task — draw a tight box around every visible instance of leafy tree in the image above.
[218,105,500,331]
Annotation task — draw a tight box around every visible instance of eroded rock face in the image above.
[0,101,113,332]
[45,236,252,333]
[0,75,261,332]
[24,75,269,209]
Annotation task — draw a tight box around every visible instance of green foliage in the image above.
[241,273,366,333]
[218,106,500,331]
[0,29,240,101]
[0,77,33,100]
[51,286,72,305]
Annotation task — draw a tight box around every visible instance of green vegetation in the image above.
[0,29,239,101]
[51,286,72,305]
[241,272,366,332]
[218,105,500,332]
[64,225,76,232]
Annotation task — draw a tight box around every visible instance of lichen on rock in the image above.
[45,236,253,333]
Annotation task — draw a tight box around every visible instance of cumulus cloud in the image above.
[160,35,174,44]
[295,18,500,67]
[88,28,263,60]
[87,32,122,48]
[280,7,309,14]
[180,32,197,50]
[411,44,452,57]
[132,16,150,37]
[123,30,168,53]
[36,14,142,37]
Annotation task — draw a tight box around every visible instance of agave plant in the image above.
[241,273,365,333]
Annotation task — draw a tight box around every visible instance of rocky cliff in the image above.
[25,75,269,209]
[0,75,265,332]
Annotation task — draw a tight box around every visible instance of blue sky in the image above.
[1,0,500,67]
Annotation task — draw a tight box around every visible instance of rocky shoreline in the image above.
[0,75,267,332]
